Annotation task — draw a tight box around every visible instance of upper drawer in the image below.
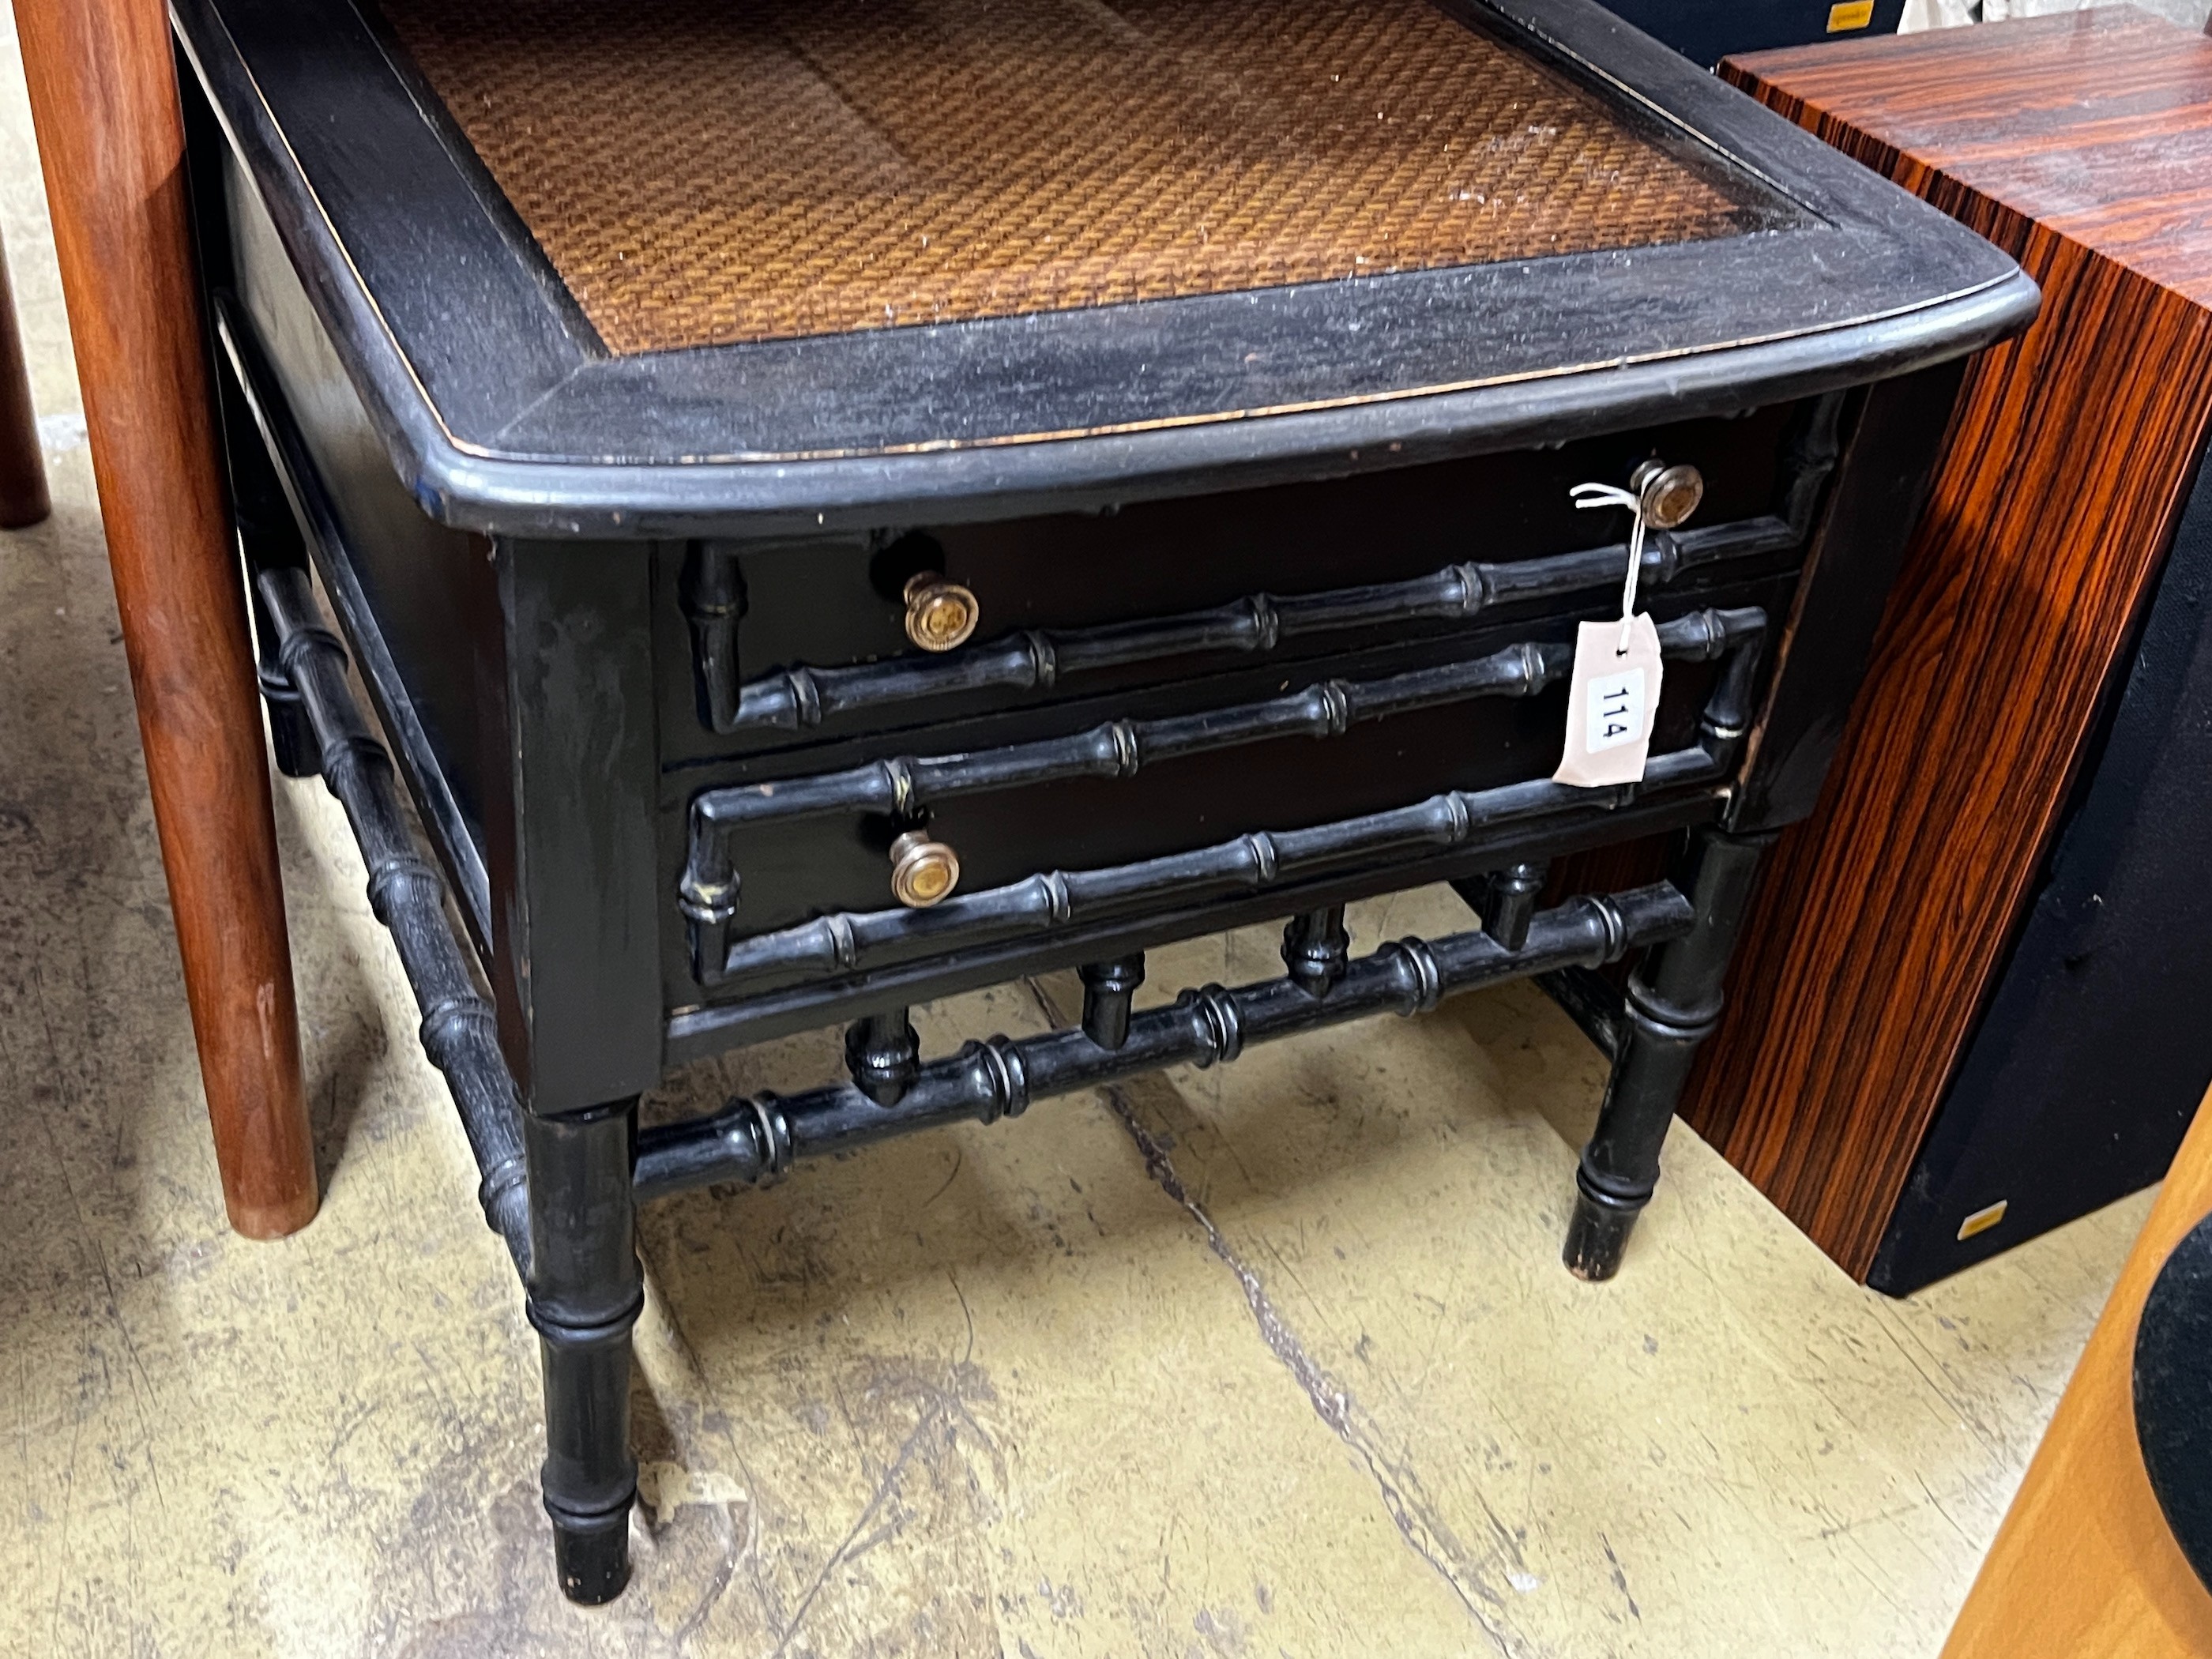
[656,397,1840,764]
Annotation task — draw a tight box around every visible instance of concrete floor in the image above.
[0,17,2157,1657]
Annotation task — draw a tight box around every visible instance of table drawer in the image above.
[655,397,1837,765]
[665,573,1785,1008]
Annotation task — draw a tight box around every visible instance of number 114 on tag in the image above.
[1587,663,1646,752]
[1553,614,1663,788]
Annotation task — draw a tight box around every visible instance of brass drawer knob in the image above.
[903,571,980,652]
[1631,460,1704,530]
[889,830,961,908]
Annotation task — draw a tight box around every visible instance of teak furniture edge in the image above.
[1942,1086,2212,1657]
[1611,9,2212,1281]
[13,0,314,1235]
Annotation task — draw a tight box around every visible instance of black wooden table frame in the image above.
[220,313,1966,1603]
[173,0,2036,1605]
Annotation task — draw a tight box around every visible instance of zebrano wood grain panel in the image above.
[375,0,1768,352]
[1729,12,2212,304]
[1688,11,2212,1278]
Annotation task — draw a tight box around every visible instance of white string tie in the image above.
[1571,481,1646,653]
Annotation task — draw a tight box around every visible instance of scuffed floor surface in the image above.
[0,18,2153,1658]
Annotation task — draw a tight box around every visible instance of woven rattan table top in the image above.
[376,0,1765,356]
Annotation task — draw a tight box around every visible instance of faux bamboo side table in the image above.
[173,0,2031,1599]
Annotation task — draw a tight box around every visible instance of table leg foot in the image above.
[1563,1186,1642,1281]
[526,1100,641,1605]
[1563,826,1771,1281]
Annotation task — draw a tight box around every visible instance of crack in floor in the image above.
[1091,1071,1520,1656]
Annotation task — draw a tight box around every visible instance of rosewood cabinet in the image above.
[1616,9,2212,1288]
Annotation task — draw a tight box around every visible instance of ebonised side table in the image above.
[173,0,2029,1601]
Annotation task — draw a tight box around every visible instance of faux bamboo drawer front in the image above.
[662,566,1788,1009]
[656,399,1833,766]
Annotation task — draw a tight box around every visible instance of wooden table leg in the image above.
[1942,1087,2212,1656]
[0,235,46,529]
[13,0,316,1236]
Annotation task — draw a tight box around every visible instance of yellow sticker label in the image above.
[1956,1199,2009,1241]
[1827,0,1876,29]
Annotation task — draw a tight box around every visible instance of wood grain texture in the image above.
[14,0,315,1235]
[0,234,47,529]
[1943,1085,2212,1656]
[1687,10,2212,1277]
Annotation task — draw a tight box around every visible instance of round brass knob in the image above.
[889,830,961,908]
[1631,461,1705,530]
[902,572,980,653]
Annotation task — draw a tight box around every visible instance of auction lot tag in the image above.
[1553,614,1662,787]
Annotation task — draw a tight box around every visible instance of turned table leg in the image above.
[0,235,46,529]
[525,1100,643,1604]
[13,0,315,1235]
[1563,827,1772,1280]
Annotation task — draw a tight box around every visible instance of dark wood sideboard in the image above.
[1566,9,2212,1284]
